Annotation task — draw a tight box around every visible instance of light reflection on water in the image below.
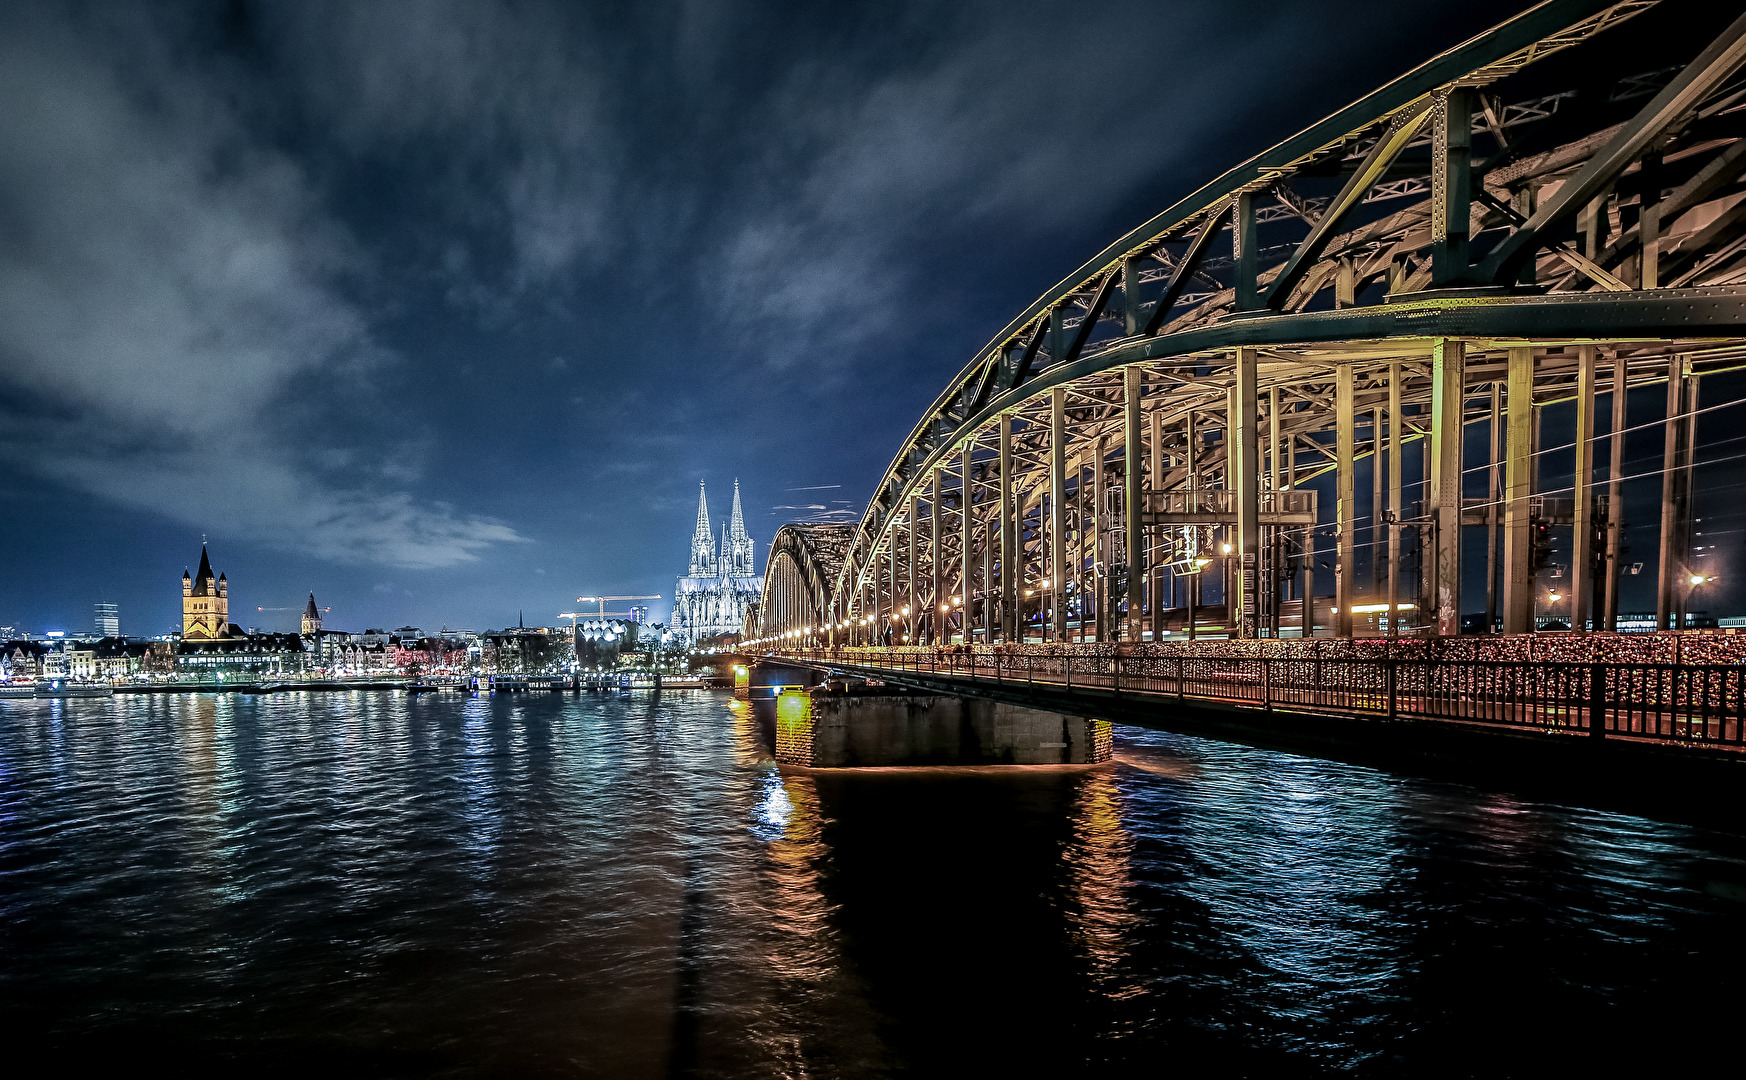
[1,691,1743,1076]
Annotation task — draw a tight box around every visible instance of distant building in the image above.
[93,603,120,638]
[1616,611,1717,632]
[177,633,306,675]
[670,480,763,644]
[302,594,322,636]
[182,545,235,639]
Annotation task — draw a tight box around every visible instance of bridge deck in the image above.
[766,646,1746,755]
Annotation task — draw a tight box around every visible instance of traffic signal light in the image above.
[1529,522,1552,572]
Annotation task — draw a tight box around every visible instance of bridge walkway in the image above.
[766,646,1746,755]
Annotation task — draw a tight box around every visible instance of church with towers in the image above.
[182,544,237,640]
[670,480,763,644]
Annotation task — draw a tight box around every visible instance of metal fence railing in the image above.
[765,646,1746,751]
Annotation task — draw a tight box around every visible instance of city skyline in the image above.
[0,0,1543,634]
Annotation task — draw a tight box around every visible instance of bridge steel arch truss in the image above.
[759,0,1746,647]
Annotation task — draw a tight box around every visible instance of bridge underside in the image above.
[756,1,1746,649]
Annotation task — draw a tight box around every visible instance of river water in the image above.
[2,690,1743,1077]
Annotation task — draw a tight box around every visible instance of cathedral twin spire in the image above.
[686,479,755,579]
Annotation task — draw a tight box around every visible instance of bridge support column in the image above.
[873,548,884,644]
[1094,434,1107,642]
[908,494,919,643]
[1124,366,1144,641]
[1571,345,1596,632]
[1269,386,1282,638]
[1486,385,1501,634]
[962,442,974,643]
[1502,346,1535,635]
[1000,414,1017,643]
[1387,362,1402,636]
[1051,386,1067,640]
[1149,408,1164,640]
[1430,339,1465,636]
[1431,87,1471,284]
[1605,352,1626,631]
[1232,347,1261,639]
[1335,365,1355,638]
[931,470,943,643]
[1658,356,1694,630]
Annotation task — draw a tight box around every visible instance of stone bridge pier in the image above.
[747,658,1112,768]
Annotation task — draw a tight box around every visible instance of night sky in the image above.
[3,0,1561,636]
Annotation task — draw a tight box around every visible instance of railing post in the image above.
[1386,657,1398,720]
[1589,662,1607,739]
[1262,657,1272,712]
[1176,656,1185,702]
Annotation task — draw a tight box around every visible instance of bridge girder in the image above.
[756,0,1746,646]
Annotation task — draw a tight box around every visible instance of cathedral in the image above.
[670,481,763,644]
[181,544,236,639]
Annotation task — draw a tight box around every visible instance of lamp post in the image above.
[1684,573,1716,629]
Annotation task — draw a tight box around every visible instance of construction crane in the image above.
[575,595,661,619]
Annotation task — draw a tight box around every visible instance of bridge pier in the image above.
[765,680,1113,768]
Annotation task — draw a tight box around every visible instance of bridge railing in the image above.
[768,646,1746,751]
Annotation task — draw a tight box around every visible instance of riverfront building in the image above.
[670,481,762,644]
[181,545,235,640]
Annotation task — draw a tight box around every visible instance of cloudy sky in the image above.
[0,0,1526,635]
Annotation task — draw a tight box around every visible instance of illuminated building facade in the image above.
[670,480,763,644]
[181,545,233,640]
[93,603,119,638]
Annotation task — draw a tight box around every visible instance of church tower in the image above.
[727,479,755,577]
[302,594,322,636]
[688,481,717,578]
[181,544,230,640]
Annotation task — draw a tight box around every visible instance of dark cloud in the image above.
[0,0,1529,631]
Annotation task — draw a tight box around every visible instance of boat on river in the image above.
[0,679,114,699]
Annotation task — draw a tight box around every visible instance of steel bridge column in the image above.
[1372,404,1384,597]
[1149,408,1164,640]
[962,442,973,643]
[1680,376,1700,627]
[1430,340,1465,636]
[1486,385,1501,634]
[1431,88,1472,285]
[1122,255,1144,337]
[1051,387,1067,640]
[1186,410,1199,639]
[1234,191,1259,312]
[1268,386,1282,638]
[1335,365,1355,638]
[1502,346,1535,635]
[1605,353,1626,631]
[1094,435,1107,643]
[999,414,1016,642]
[909,494,920,642]
[1232,347,1260,639]
[1124,366,1144,642]
[873,547,884,644]
[1571,346,1597,632]
[1658,356,1691,629]
[931,471,943,644]
[1387,362,1402,636]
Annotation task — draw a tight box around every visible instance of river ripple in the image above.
[1,691,1742,1076]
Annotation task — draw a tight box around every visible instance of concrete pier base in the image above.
[772,684,1112,768]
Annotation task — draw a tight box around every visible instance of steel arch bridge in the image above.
[756,0,1746,649]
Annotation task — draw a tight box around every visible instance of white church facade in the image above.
[670,481,763,644]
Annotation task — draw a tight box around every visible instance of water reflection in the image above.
[1065,768,1139,999]
[2,694,1744,1075]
